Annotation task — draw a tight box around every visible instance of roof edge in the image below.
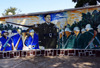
[0,5,100,18]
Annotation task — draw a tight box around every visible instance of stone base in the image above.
[0,49,100,59]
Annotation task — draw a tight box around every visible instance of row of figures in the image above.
[58,24,100,49]
[0,29,39,51]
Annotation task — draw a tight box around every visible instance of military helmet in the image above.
[73,27,80,31]
[65,28,72,32]
[2,30,8,34]
[85,24,93,30]
[8,30,12,33]
[97,24,100,29]
[29,29,34,33]
[81,28,86,32]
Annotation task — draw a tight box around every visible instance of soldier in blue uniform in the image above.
[11,29,23,50]
[25,29,39,50]
[0,30,14,51]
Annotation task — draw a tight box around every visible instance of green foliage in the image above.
[0,23,22,31]
[72,0,97,8]
[2,7,17,16]
[70,10,100,30]
[0,24,4,30]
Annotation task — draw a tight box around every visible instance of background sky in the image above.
[0,0,76,16]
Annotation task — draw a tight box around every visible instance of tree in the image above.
[70,10,100,30]
[72,0,100,8]
[2,7,20,16]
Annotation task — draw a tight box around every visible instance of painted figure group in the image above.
[59,24,100,49]
[0,13,100,51]
[0,29,39,51]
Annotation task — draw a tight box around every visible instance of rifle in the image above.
[14,35,21,50]
[85,30,97,49]
[6,21,33,28]
[6,21,39,32]
[3,37,11,51]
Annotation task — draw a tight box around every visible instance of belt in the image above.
[49,33,52,37]
[44,33,56,38]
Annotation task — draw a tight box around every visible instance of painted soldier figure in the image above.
[73,27,81,49]
[93,24,100,49]
[39,14,57,49]
[25,29,39,50]
[0,30,14,51]
[11,29,23,50]
[59,30,64,48]
[62,28,75,49]
[78,28,87,49]
[84,24,96,49]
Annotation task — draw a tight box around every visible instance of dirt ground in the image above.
[0,56,100,68]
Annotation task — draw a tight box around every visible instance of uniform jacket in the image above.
[93,33,100,49]
[25,33,39,49]
[11,33,23,50]
[61,34,76,49]
[39,23,57,48]
[0,36,12,51]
